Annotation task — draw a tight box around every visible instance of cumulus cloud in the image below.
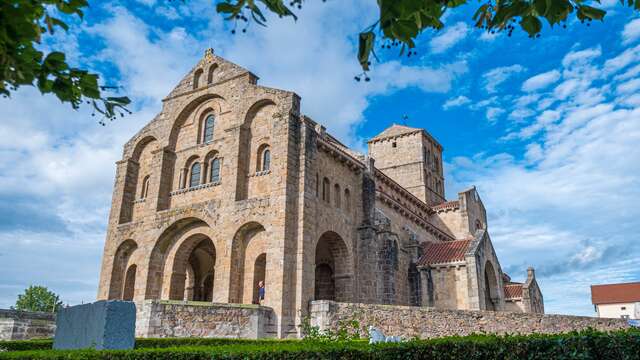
[622,18,640,45]
[483,64,526,93]
[429,22,469,54]
[450,41,640,315]
[443,95,471,110]
[521,70,561,92]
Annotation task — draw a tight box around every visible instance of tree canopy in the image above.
[14,285,63,313]
[1,0,636,115]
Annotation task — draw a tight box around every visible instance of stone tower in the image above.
[368,124,445,205]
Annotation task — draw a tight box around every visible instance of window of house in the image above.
[203,115,215,143]
[334,184,341,208]
[322,177,330,203]
[621,306,627,310]
[315,173,319,197]
[392,142,397,148]
[344,188,351,211]
[210,158,221,183]
[193,69,203,89]
[190,162,201,187]
[140,175,150,199]
[261,149,271,171]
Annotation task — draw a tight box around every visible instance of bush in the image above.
[0,329,638,359]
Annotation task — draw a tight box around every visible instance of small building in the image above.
[591,282,640,319]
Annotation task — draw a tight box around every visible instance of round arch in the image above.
[165,235,217,301]
[229,222,268,304]
[313,231,353,302]
[108,239,138,300]
[484,261,500,310]
[145,217,211,299]
[130,135,159,162]
[167,94,227,151]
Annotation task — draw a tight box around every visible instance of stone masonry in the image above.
[97,49,543,339]
[309,301,629,339]
[0,309,56,341]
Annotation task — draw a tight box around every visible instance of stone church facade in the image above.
[97,49,544,338]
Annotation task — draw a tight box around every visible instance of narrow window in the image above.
[140,175,150,199]
[315,173,319,197]
[334,184,341,208]
[203,115,215,143]
[190,162,201,187]
[392,142,397,148]
[193,69,203,89]
[207,64,218,84]
[210,158,221,183]
[322,178,330,203]
[344,189,351,211]
[262,149,271,171]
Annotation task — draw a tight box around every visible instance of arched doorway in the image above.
[122,264,137,301]
[168,236,216,301]
[484,261,499,310]
[109,239,137,300]
[229,222,269,304]
[314,231,352,302]
[251,253,266,304]
[408,263,421,306]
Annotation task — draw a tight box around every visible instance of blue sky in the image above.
[1,0,639,316]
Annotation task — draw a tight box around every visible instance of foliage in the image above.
[0,0,130,123]
[214,0,638,76]
[1,329,639,359]
[13,286,63,313]
[300,314,362,341]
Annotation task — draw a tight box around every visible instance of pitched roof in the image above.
[431,200,460,212]
[368,124,422,142]
[417,239,472,266]
[504,283,523,299]
[591,282,640,305]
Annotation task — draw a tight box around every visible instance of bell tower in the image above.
[367,124,445,205]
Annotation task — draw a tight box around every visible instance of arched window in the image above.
[207,64,218,84]
[203,115,215,143]
[475,219,483,230]
[210,158,221,183]
[261,149,271,171]
[344,188,350,211]
[322,177,330,203]
[334,184,341,208]
[193,69,203,89]
[140,175,150,199]
[189,162,201,188]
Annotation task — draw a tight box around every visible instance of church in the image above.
[97,49,544,338]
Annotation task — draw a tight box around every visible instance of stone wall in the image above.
[0,309,56,340]
[135,300,277,339]
[309,301,629,339]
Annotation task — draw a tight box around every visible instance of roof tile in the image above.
[591,282,640,304]
[417,239,471,266]
[504,283,523,299]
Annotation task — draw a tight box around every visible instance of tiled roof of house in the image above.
[417,239,472,266]
[504,283,524,299]
[591,282,640,305]
[368,124,422,142]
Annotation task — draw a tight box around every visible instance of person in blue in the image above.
[257,281,265,305]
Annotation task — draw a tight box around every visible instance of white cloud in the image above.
[622,18,640,45]
[483,64,526,93]
[561,46,601,68]
[443,95,471,110]
[521,70,561,92]
[429,22,469,54]
[486,107,504,123]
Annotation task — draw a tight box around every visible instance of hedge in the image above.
[1,329,639,359]
[0,338,298,352]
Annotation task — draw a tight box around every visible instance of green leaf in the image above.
[358,31,375,71]
[520,15,542,36]
[579,5,606,20]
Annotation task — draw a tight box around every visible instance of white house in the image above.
[591,282,640,320]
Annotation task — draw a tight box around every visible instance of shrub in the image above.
[0,329,638,359]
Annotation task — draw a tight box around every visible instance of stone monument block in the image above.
[53,300,136,350]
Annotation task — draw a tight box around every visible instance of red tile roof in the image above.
[504,283,523,299]
[417,239,471,266]
[591,282,640,305]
